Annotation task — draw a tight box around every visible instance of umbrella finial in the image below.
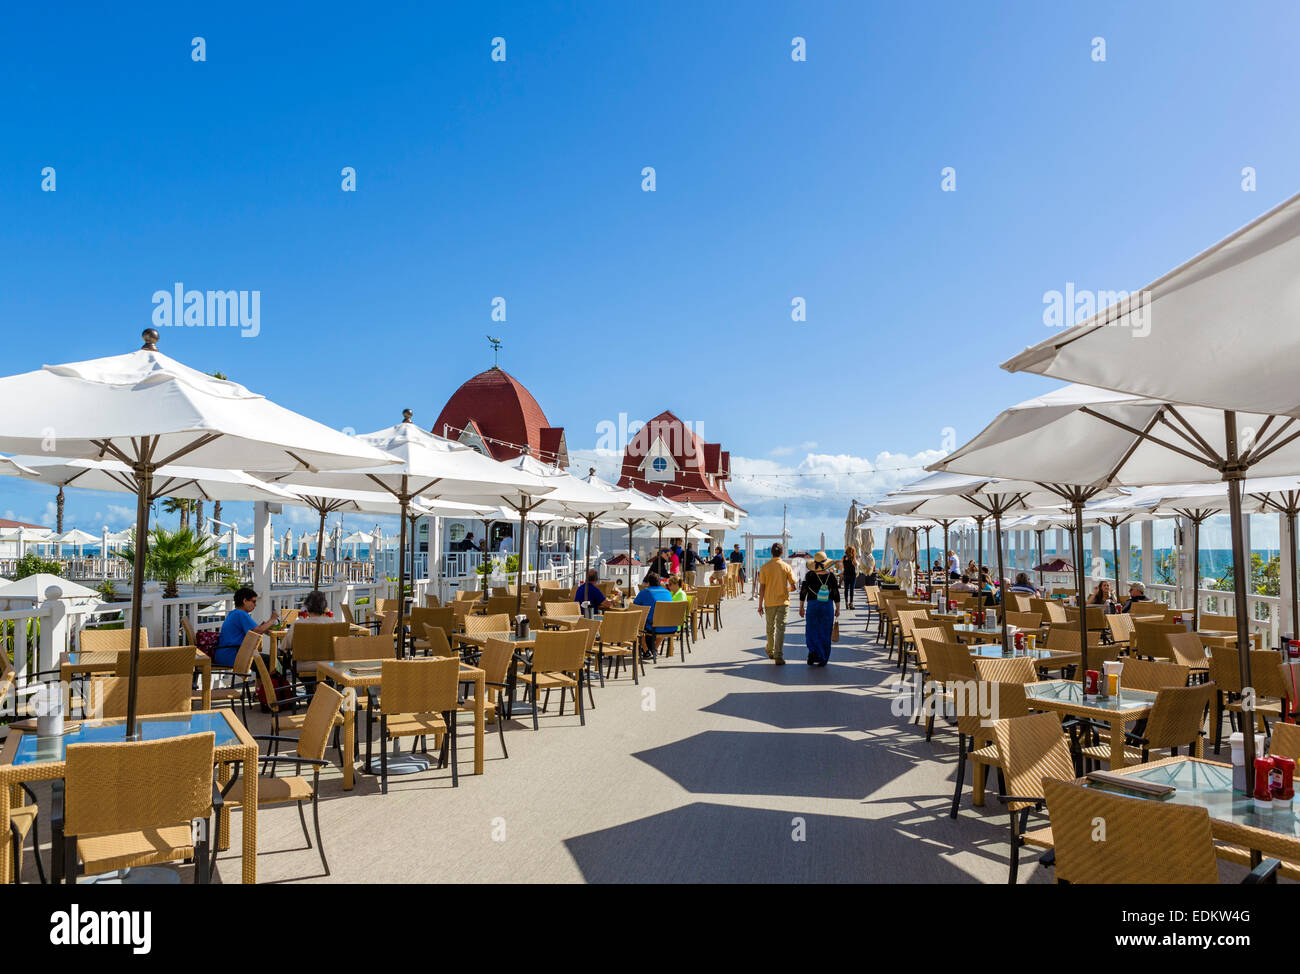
[401,409,413,424]
[141,328,159,350]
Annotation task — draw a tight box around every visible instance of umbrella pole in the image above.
[584,515,594,579]
[396,489,409,658]
[1110,523,1120,600]
[627,520,635,598]
[1191,516,1201,632]
[125,460,155,738]
[515,508,527,619]
[313,507,326,590]
[1288,508,1299,639]
[924,526,932,583]
[1224,411,1256,786]
[942,521,951,608]
[1072,500,1088,687]
[995,510,1008,651]
[1036,530,1044,589]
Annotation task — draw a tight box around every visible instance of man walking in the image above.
[756,542,797,665]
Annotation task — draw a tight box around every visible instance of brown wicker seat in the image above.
[369,657,460,793]
[464,613,510,637]
[1119,657,1190,692]
[112,645,194,678]
[1079,684,1214,769]
[594,609,645,683]
[88,674,194,719]
[459,637,513,757]
[519,630,589,730]
[409,606,455,653]
[416,626,458,659]
[972,655,1038,684]
[1209,648,1286,752]
[56,732,218,883]
[1043,778,1280,884]
[225,683,345,876]
[288,622,351,682]
[991,711,1075,883]
[333,634,397,663]
[647,599,689,660]
[1167,631,1211,680]
[79,627,148,653]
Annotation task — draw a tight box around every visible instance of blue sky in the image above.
[3,1,1299,546]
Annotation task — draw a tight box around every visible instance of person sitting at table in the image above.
[1089,580,1113,606]
[573,569,607,612]
[282,590,332,651]
[1007,572,1039,596]
[1121,581,1150,613]
[214,587,275,667]
[633,572,675,661]
[949,574,977,594]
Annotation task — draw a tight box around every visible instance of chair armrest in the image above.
[210,780,224,812]
[996,794,1045,806]
[252,734,300,744]
[258,754,327,768]
[1243,858,1281,884]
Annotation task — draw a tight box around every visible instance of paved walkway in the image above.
[238,599,1046,884]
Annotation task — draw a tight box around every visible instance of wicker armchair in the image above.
[367,657,461,794]
[519,630,589,730]
[991,711,1075,884]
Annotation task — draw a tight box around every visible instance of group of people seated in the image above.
[1088,579,1151,613]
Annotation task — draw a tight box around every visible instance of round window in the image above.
[652,457,668,473]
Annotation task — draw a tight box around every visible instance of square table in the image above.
[316,658,487,788]
[0,708,258,883]
[952,623,1011,646]
[969,644,1079,672]
[1082,755,1300,864]
[59,648,213,710]
[1025,679,1157,770]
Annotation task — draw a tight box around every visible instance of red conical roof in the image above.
[432,367,567,464]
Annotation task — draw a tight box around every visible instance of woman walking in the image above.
[842,545,858,609]
[799,551,841,666]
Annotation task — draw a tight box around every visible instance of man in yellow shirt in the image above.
[756,543,797,664]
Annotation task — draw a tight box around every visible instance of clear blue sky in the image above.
[3,0,1299,544]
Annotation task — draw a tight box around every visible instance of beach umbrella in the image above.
[931,382,1300,780]
[1003,192,1300,778]
[0,573,100,607]
[581,474,667,602]
[0,331,396,733]
[262,411,553,650]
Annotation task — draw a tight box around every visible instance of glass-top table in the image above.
[1025,679,1156,714]
[1083,757,1300,859]
[9,711,241,766]
[969,645,1064,663]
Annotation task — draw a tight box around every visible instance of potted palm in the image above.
[114,526,220,597]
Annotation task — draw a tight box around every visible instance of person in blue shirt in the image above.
[633,572,675,660]
[573,569,607,611]
[214,587,274,667]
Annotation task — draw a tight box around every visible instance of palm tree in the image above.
[195,499,204,536]
[213,500,222,532]
[161,497,193,530]
[115,526,220,598]
[56,487,65,533]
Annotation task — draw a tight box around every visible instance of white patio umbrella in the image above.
[931,382,1300,778]
[580,472,670,608]
[0,573,100,606]
[261,411,554,647]
[0,330,396,734]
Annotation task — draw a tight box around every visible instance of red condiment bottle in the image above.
[1272,754,1295,804]
[1255,757,1275,810]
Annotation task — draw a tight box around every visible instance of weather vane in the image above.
[487,335,502,367]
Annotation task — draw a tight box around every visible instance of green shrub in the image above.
[13,552,63,579]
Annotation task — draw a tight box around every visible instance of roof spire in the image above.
[487,335,502,368]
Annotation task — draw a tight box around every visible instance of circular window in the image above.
[652,457,668,473]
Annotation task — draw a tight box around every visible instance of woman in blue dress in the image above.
[799,552,840,666]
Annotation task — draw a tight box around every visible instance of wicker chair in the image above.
[288,622,351,683]
[423,594,442,608]
[55,732,219,883]
[87,674,193,719]
[1078,683,1214,770]
[409,607,454,654]
[1043,778,1279,884]
[950,680,1031,819]
[1133,620,1185,659]
[1004,611,1043,635]
[333,634,397,663]
[224,683,344,876]
[518,630,590,730]
[369,657,460,794]
[991,711,1075,883]
[79,627,148,653]
[594,609,644,683]
[694,585,723,634]
[972,655,1038,684]
[896,608,934,676]
[112,646,195,679]
[1167,631,1211,681]
[2,665,43,884]
[460,637,513,758]
[542,601,581,627]
[417,626,458,659]
[1118,657,1189,692]
[251,653,342,770]
[648,599,689,661]
[205,631,260,722]
[1030,599,1067,628]
[1209,648,1286,751]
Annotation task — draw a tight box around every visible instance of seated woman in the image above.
[282,590,332,651]
[213,587,275,667]
[1089,580,1113,606]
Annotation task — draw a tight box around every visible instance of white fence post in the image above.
[37,586,69,677]
[140,580,164,647]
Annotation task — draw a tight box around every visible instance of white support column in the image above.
[253,502,273,619]
[1240,511,1253,620]
[1280,513,1294,640]
[37,585,69,678]
[1141,520,1153,586]
[140,580,164,649]
[1055,528,1064,563]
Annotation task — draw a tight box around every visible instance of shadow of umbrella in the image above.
[700,689,881,733]
[632,729,916,800]
[563,801,991,883]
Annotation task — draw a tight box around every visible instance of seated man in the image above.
[949,574,977,594]
[1121,581,1150,613]
[633,572,675,660]
[1007,572,1039,595]
[214,587,275,667]
[573,569,607,611]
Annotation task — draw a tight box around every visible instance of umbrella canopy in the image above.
[0,573,100,603]
[0,331,398,735]
[54,528,99,546]
[5,455,301,503]
[262,412,554,645]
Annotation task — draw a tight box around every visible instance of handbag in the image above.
[831,620,840,643]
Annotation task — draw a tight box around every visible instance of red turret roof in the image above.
[616,410,745,512]
[432,367,567,465]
